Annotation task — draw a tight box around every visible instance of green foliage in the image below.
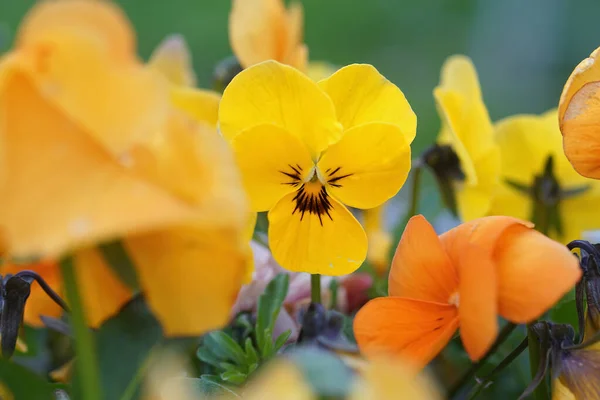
[196,274,290,386]
[0,357,66,399]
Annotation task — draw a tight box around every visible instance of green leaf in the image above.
[243,338,259,366]
[205,331,247,366]
[93,296,163,400]
[260,329,274,359]
[197,346,222,368]
[98,240,140,291]
[255,274,289,352]
[0,358,64,400]
[550,288,578,328]
[273,330,291,352]
[220,370,247,385]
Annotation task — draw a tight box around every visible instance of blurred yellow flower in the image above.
[229,0,307,70]
[219,61,416,275]
[363,206,392,275]
[0,0,248,336]
[559,46,600,180]
[433,55,501,221]
[488,110,600,243]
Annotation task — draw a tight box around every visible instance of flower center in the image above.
[279,164,353,225]
[448,292,460,307]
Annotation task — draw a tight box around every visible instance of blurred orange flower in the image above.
[229,0,307,70]
[354,215,580,368]
[559,46,600,179]
[0,0,248,336]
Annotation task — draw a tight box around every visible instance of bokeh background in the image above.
[2,0,599,153]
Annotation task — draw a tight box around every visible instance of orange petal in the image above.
[14,0,169,154]
[1,261,63,327]
[354,297,459,369]
[0,72,196,259]
[126,226,247,336]
[495,225,582,323]
[74,248,133,328]
[388,215,457,303]
[282,2,307,70]
[457,246,498,361]
[229,0,287,68]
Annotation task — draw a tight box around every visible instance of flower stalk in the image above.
[60,257,102,400]
[311,274,321,305]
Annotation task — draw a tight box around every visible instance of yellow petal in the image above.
[2,261,63,327]
[317,123,411,209]
[170,87,220,128]
[231,124,314,212]
[243,212,259,284]
[126,225,247,336]
[552,378,576,400]
[74,248,133,328]
[148,34,196,87]
[434,55,495,186]
[363,206,391,275]
[319,64,417,143]
[219,60,342,158]
[349,358,441,400]
[268,190,367,275]
[242,360,315,400]
[229,0,287,68]
[13,0,170,154]
[0,72,197,258]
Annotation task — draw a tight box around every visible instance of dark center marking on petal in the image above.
[326,166,353,188]
[279,164,304,187]
[291,183,334,226]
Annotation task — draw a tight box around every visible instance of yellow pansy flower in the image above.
[363,205,392,275]
[433,55,501,221]
[488,110,600,243]
[0,0,248,336]
[219,61,415,275]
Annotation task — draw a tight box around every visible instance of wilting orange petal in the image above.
[0,72,196,259]
[14,0,169,154]
[495,225,581,323]
[388,215,457,303]
[74,248,132,328]
[457,246,497,361]
[1,261,63,327]
[126,226,247,336]
[354,297,459,368]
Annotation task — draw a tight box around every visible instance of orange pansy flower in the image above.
[229,0,307,70]
[354,215,580,368]
[0,0,248,336]
[559,46,600,179]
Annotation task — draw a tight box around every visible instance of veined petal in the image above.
[0,73,198,258]
[457,246,497,361]
[14,0,169,154]
[74,248,133,328]
[559,46,600,123]
[318,64,416,143]
[553,378,576,400]
[231,124,314,212]
[496,225,581,323]
[354,297,459,368]
[170,87,220,128]
[148,34,196,87]
[126,225,247,336]
[388,216,457,303]
[268,191,367,275]
[2,261,63,327]
[317,122,411,209]
[229,0,287,68]
[219,61,342,158]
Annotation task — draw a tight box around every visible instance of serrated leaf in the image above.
[255,274,289,352]
[244,338,259,366]
[206,331,247,366]
[273,330,291,352]
[220,370,247,385]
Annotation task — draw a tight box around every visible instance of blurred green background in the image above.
[2,0,600,153]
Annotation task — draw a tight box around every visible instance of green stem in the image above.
[527,323,549,400]
[467,337,529,399]
[407,163,423,218]
[60,257,102,400]
[311,274,321,305]
[448,323,517,398]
